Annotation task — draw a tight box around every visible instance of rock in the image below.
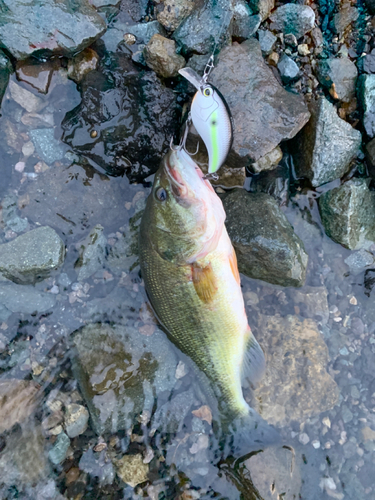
[172,0,232,56]
[8,79,44,113]
[358,74,375,138]
[15,61,56,94]
[0,50,11,109]
[21,112,54,128]
[254,315,339,426]
[365,0,375,13]
[0,226,65,285]
[64,404,89,438]
[157,0,197,32]
[232,3,261,42]
[318,178,375,250]
[0,282,56,314]
[102,20,166,52]
[364,269,375,297]
[297,43,310,56]
[292,97,361,187]
[361,426,375,441]
[209,40,309,167]
[1,193,28,233]
[187,54,209,75]
[333,3,358,36]
[248,0,274,20]
[249,163,289,206]
[284,33,298,47]
[269,4,315,40]
[79,449,115,485]
[0,0,106,60]
[76,224,106,281]
[61,52,179,181]
[223,190,308,287]
[143,34,185,78]
[277,54,300,84]
[71,323,178,434]
[250,146,283,173]
[30,128,67,164]
[258,29,277,56]
[67,48,99,84]
[316,57,357,103]
[344,249,374,273]
[363,49,375,75]
[290,286,329,324]
[246,446,301,500]
[48,432,70,465]
[115,454,148,487]
[0,380,40,433]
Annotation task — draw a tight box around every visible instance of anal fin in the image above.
[241,327,266,389]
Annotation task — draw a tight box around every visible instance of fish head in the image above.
[143,148,226,264]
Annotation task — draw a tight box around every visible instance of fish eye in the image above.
[155,187,167,202]
[203,86,212,97]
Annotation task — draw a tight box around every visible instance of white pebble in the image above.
[15,161,25,172]
[322,417,331,428]
[312,440,321,449]
[299,432,310,445]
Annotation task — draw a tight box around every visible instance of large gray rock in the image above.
[71,323,178,434]
[223,190,308,287]
[316,57,358,102]
[0,283,56,314]
[209,39,309,167]
[143,34,185,78]
[269,4,315,39]
[253,315,339,426]
[0,226,65,284]
[358,74,375,138]
[318,178,375,250]
[0,0,106,60]
[333,3,358,36]
[292,97,361,187]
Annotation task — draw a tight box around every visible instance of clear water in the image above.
[0,67,374,500]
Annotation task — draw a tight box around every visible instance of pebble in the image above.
[8,80,44,113]
[175,360,189,379]
[312,440,321,449]
[15,161,25,172]
[48,432,70,465]
[298,44,310,56]
[299,432,310,445]
[64,404,89,438]
[115,454,149,487]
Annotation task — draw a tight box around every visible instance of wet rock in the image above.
[76,224,106,281]
[30,128,67,164]
[0,282,56,314]
[61,52,179,181]
[172,0,232,56]
[0,51,11,109]
[232,3,261,42]
[143,34,185,78]
[316,57,357,103]
[64,404,89,438]
[115,454,148,487]
[245,446,301,500]
[152,388,198,434]
[1,193,28,233]
[157,0,197,32]
[250,146,283,174]
[333,3,358,36]
[364,269,375,297]
[345,249,374,273]
[277,54,300,84]
[15,61,56,94]
[21,112,54,128]
[0,379,40,433]
[209,40,309,167]
[8,79,44,113]
[48,432,70,465]
[101,20,166,52]
[67,48,99,84]
[248,0,274,20]
[249,164,289,206]
[290,286,329,324]
[318,178,375,250]
[292,97,361,187]
[258,29,277,56]
[269,4,315,40]
[71,323,178,434]
[79,448,115,485]
[106,231,138,276]
[0,0,106,60]
[223,190,308,287]
[254,315,339,426]
[0,226,65,285]
[358,74,375,138]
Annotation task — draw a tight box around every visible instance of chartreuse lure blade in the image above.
[179,67,233,174]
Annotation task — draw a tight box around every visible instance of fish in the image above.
[139,146,275,452]
[179,67,233,175]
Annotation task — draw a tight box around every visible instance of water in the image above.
[0,67,374,500]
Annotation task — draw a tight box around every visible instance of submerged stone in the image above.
[223,190,308,287]
[318,178,375,250]
[67,48,99,84]
[0,0,106,60]
[0,226,65,284]
[254,315,339,426]
[143,34,185,78]
[79,449,115,485]
[358,74,375,138]
[292,97,361,187]
[269,4,315,39]
[71,323,178,434]
[316,57,357,102]
[76,224,107,281]
[209,39,309,167]
[15,60,57,94]
[29,128,67,164]
[0,50,11,110]
[61,52,179,181]
[115,454,149,487]
[0,283,56,314]
[0,379,40,433]
[1,193,28,233]
[48,432,70,465]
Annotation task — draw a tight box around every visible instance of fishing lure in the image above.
[179,55,233,175]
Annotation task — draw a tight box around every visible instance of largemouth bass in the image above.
[139,146,271,447]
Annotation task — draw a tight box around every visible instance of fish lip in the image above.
[164,152,189,200]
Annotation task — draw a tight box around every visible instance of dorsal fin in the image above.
[192,262,218,303]
[241,327,266,389]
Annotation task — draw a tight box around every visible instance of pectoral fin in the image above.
[229,248,241,286]
[192,262,218,303]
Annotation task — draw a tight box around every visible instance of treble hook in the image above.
[203,172,219,181]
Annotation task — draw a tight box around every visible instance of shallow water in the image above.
[0,66,374,500]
